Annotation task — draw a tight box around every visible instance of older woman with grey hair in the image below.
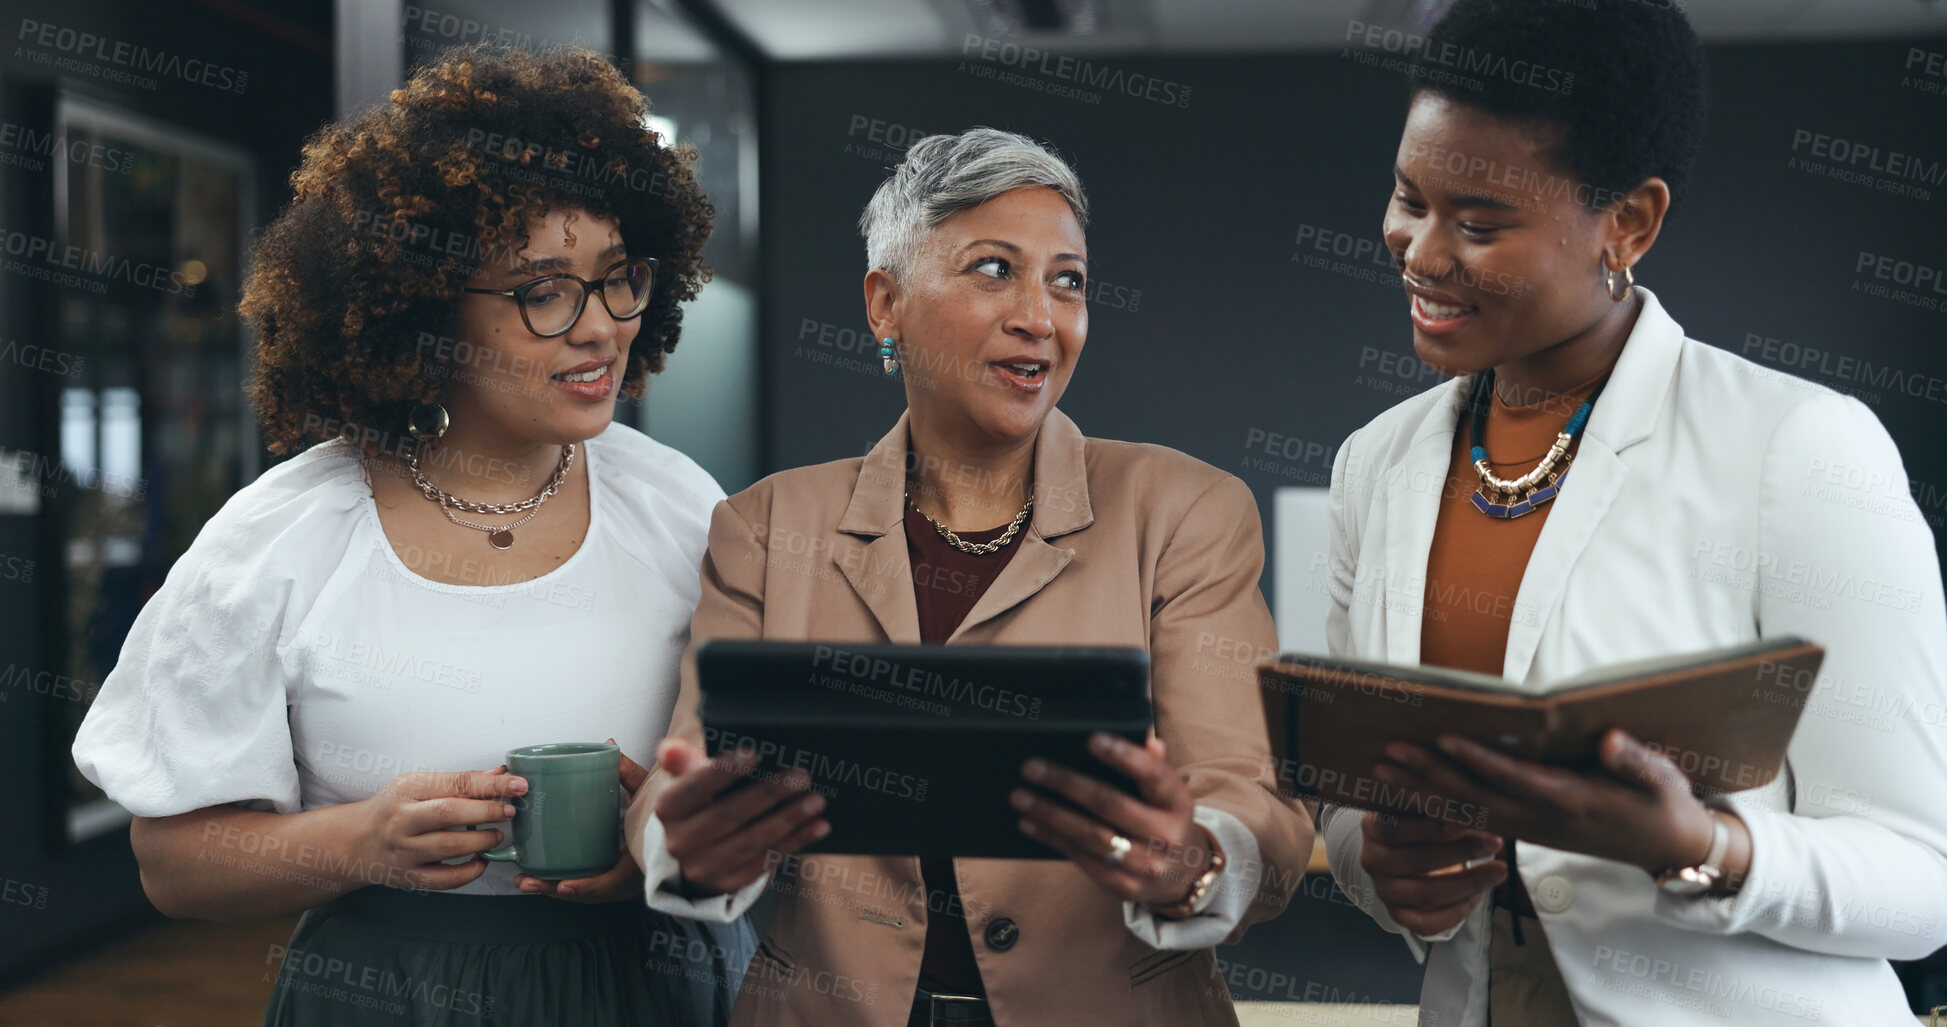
[624,127,1312,1027]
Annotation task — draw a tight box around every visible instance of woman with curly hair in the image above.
[72,43,751,1025]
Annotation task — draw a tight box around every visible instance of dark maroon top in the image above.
[904,503,1021,997]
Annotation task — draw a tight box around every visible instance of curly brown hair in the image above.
[241,43,714,455]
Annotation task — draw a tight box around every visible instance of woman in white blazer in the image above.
[1322,2,1947,1024]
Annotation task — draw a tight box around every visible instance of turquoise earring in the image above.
[880,337,900,378]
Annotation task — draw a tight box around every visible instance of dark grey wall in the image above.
[757,38,1947,577]
[755,36,1947,1000]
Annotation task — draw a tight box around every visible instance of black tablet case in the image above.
[697,641,1152,859]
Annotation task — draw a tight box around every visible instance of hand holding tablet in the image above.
[695,642,1152,860]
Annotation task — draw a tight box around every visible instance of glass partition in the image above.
[50,96,254,842]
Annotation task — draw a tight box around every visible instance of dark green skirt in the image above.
[262,887,754,1026]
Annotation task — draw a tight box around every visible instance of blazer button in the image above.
[983,917,1019,951]
[1535,875,1573,914]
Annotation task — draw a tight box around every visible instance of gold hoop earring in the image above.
[1606,263,1634,303]
[407,402,449,441]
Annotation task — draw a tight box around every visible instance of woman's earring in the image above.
[1605,260,1635,302]
[407,402,449,441]
[880,337,901,378]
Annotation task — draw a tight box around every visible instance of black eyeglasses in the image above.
[463,257,658,338]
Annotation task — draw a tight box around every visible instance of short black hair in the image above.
[1407,0,1708,210]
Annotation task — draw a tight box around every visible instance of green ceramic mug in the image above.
[482,742,620,880]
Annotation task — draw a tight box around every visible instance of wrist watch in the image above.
[1153,823,1226,919]
[1654,811,1730,896]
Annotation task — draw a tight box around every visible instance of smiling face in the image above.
[1383,93,1652,382]
[447,208,640,447]
[869,186,1089,449]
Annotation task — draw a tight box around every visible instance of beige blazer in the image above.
[631,409,1311,1027]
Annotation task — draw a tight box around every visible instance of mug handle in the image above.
[477,762,525,863]
[480,833,519,863]
[475,808,520,864]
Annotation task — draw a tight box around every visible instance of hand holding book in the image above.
[1378,726,1748,880]
[1265,638,1809,920]
[1357,814,1507,937]
[1356,727,1756,936]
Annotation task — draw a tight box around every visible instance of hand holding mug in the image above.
[516,739,652,903]
[353,770,527,891]
[475,742,627,890]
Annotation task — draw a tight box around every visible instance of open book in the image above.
[1258,637,1823,823]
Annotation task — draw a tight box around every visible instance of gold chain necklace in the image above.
[904,487,1032,556]
[410,443,574,550]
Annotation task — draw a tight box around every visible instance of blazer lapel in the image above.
[1501,287,1684,685]
[1383,384,1466,664]
[834,414,922,645]
[947,410,1095,643]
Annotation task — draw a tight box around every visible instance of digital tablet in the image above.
[696,641,1152,859]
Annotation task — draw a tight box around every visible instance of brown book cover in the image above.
[1258,637,1824,827]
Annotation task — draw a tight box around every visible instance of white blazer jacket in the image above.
[1321,287,1947,1026]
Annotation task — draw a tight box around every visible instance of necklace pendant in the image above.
[1470,465,1571,520]
[488,529,515,550]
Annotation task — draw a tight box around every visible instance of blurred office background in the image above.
[0,0,1943,1022]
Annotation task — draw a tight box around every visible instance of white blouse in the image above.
[72,422,724,896]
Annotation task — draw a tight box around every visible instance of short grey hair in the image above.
[859,127,1089,279]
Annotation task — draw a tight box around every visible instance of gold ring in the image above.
[1105,834,1132,866]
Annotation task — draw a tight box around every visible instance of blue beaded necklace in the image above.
[1465,369,1607,519]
